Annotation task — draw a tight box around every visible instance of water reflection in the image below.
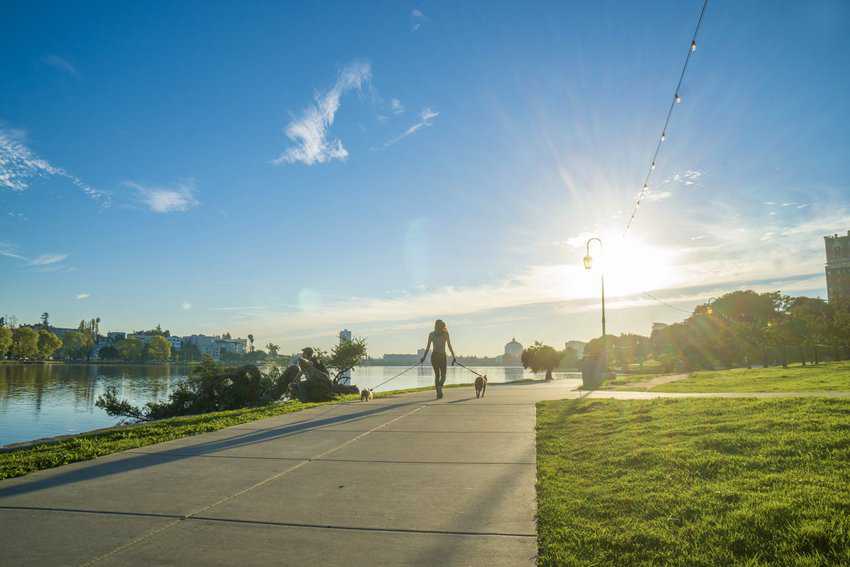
[0,364,578,446]
[0,364,188,446]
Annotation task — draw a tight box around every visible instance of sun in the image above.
[584,234,678,298]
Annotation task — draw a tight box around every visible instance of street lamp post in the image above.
[583,238,606,365]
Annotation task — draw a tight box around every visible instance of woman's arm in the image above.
[447,334,456,362]
[420,334,432,363]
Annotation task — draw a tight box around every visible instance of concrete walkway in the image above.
[3,380,849,566]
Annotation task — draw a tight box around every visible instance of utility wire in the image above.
[643,291,695,314]
[623,0,709,236]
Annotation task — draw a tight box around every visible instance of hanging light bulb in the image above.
[691,40,697,52]
[675,93,682,104]
[661,132,666,142]
[651,162,656,170]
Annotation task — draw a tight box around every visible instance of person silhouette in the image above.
[420,319,456,399]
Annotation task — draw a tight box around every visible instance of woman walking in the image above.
[420,319,456,399]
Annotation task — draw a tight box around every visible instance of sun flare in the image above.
[581,235,678,298]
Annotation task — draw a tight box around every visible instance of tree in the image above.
[789,296,830,364]
[179,341,202,362]
[37,329,63,359]
[41,312,50,329]
[326,337,368,383]
[116,337,144,362]
[266,343,280,357]
[248,334,255,353]
[559,346,579,370]
[521,342,560,381]
[0,326,12,358]
[146,335,171,362]
[11,327,39,359]
[62,331,89,360]
[98,345,120,360]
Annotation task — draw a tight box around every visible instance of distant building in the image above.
[182,334,246,360]
[382,353,419,364]
[565,340,586,358]
[825,231,850,302]
[503,338,523,366]
[651,322,669,333]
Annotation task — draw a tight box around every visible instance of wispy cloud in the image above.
[274,61,371,166]
[642,190,673,202]
[390,98,404,114]
[382,107,438,148]
[0,241,71,270]
[662,169,703,187]
[42,55,78,77]
[0,128,108,203]
[76,293,90,300]
[126,180,199,213]
[411,9,428,31]
[0,242,27,262]
[29,254,68,266]
[181,302,192,310]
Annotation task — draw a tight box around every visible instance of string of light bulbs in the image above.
[622,0,709,236]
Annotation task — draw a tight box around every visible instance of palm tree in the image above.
[266,343,280,357]
[41,312,50,329]
[248,334,255,353]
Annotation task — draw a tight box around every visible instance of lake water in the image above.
[0,363,579,446]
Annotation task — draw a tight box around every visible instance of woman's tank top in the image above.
[430,331,448,354]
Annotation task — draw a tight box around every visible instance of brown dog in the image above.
[360,388,374,402]
[474,375,487,398]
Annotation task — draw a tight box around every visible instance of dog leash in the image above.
[452,360,486,379]
[369,362,423,391]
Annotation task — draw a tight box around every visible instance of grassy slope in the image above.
[536,397,850,566]
[655,362,850,393]
[596,362,850,393]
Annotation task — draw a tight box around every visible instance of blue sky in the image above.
[2,0,849,355]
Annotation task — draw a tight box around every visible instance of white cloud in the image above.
[662,169,703,187]
[181,302,192,310]
[642,190,673,202]
[411,9,428,31]
[0,242,71,270]
[0,242,27,261]
[383,107,438,148]
[29,254,68,266]
[127,180,199,213]
[390,98,404,114]
[42,55,78,77]
[0,128,108,203]
[76,293,90,300]
[274,61,371,166]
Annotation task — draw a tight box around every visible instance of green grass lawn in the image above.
[536,397,850,566]
[0,383,480,481]
[639,362,850,393]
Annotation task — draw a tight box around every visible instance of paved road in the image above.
[2,379,848,566]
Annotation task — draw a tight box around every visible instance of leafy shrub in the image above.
[96,357,294,421]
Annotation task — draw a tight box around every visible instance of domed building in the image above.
[503,337,523,366]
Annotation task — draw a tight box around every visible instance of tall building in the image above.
[503,338,523,366]
[825,231,850,302]
[565,340,586,358]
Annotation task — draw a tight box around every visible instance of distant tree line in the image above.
[0,315,269,364]
[583,290,850,372]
